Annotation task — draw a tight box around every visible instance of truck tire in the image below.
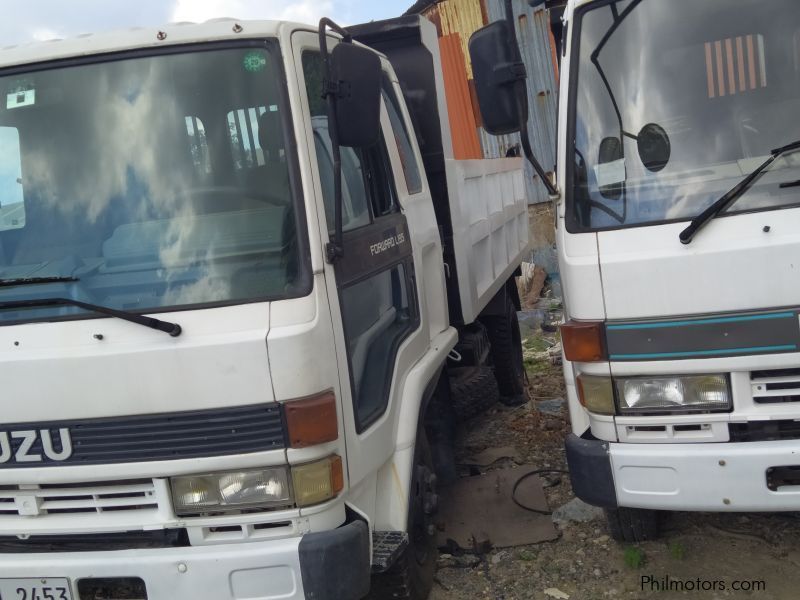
[368,433,437,600]
[482,297,527,406]
[448,366,499,421]
[604,507,660,542]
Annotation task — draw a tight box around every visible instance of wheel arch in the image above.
[373,327,456,531]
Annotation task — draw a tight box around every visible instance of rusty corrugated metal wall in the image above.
[439,33,483,159]
[485,0,558,204]
[416,0,559,204]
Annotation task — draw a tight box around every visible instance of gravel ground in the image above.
[429,314,800,600]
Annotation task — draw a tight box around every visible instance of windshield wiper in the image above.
[0,276,80,288]
[0,297,182,337]
[680,139,800,244]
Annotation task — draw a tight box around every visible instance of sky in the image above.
[1,0,412,46]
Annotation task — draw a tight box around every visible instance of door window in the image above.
[381,74,423,194]
[341,263,416,428]
[302,51,399,231]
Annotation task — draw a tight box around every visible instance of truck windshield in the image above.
[568,0,800,231]
[0,44,306,325]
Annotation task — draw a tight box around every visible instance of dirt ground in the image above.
[429,299,800,600]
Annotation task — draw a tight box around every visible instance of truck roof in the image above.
[0,19,309,70]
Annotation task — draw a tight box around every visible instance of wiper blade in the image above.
[0,276,80,288]
[0,297,182,337]
[680,139,800,244]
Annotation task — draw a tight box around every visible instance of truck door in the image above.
[292,32,430,507]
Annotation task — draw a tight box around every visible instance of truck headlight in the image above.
[171,468,293,516]
[170,456,345,516]
[615,375,730,413]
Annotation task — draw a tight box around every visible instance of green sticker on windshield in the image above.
[243,51,267,73]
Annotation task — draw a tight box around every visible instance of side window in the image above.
[227,106,277,172]
[184,116,211,182]
[363,138,399,218]
[381,74,423,194]
[0,127,24,232]
[227,104,291,203]
[302,51,399,230]
[303,51,371,232]
[341,263,417,430]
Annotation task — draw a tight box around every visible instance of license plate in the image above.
[0,579,71,600]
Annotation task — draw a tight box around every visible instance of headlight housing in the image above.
[170,456,345,516]
[171,468,293,516]
[615,374,731,414]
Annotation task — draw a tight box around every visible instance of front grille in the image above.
[0,479,157,517]
[730,420,800,442]
[0,529,188,553]
[0,403,285,468]
[750,368,800,403]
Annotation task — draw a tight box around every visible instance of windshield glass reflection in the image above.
[0,46,303,324]
[570,0,800,231]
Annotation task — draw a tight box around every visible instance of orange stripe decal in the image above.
[705,42,715,98]
[747,34,757,89]
[715,40,725,97]
[725,38,736,95]
[736,36,746,92]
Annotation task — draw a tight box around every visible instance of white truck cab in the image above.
[556,0,800,540]
[0,13,533,600]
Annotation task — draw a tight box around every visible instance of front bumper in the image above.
[566,433,800,511]
[0,521,370,600]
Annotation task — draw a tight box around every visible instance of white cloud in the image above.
[30,27,61,42]
[0,0,406,47]
[279,0,334,23]
[171,0,333,25]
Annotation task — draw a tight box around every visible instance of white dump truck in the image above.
[549,0,800,541]
[0,8,538,600]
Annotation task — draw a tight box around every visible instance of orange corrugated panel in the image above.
[439,33,483,160]
[548,21,560,84]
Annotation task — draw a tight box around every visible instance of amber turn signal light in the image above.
[560,320,607,362]
[284,390,338,448]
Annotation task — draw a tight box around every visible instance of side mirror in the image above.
[329,43,382,148]
[469,20,528,136]
[637,123,671,172]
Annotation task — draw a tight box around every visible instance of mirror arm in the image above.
[319,18,352,263]
[503,0,558,198]
[518,91,558,197]
[590,0,643,145]
[319,17,351,45]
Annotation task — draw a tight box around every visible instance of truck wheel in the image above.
[368,433,437,600]
[448,366,499,421]
[605,507,660,542]
[483,298,527,406]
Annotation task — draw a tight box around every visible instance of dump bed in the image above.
[351,15,530,325]
[445,158,528,323]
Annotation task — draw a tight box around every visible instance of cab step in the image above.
[371,530,409,573]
